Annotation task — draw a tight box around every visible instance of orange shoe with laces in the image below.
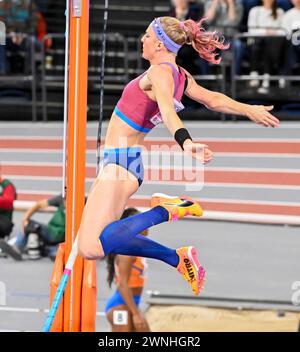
[176,246,206,296]
[150,193,203,221]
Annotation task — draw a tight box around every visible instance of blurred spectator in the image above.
[241,0,260,29]
[169,0,203,21]
[0,166,16,241]
[204,0,244,74]
[277,0,293,11]
[282,0,300,74]
[247,0,285,93]
[0,194,65,261]
[241,1,292,32]
[168,0,204,74]
[205,0,244,37]
[36,10,52,54]
[0,0,38,74]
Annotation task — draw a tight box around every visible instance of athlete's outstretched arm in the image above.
[148,65,213,163]
[183,70,280,128]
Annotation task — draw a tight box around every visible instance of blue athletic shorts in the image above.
[105,290,141,314]
[102,147,144,186]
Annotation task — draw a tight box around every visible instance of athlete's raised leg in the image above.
[78,164,206,294]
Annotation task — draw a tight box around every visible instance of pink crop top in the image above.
[114,62,187,133]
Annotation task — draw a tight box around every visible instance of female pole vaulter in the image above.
[77,17,279,295]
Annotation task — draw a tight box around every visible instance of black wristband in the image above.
[174,128,192,150]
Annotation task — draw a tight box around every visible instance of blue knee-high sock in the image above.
[99,206,179,267]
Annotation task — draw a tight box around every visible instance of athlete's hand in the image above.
[183,140,213,164]
[132,312,149,331]
[244,105,280,128]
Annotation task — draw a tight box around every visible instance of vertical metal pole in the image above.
[31,36,37,121]
[62,0,70,198]
[41,36,47,121]
[124,35,129,82]
[231,41,236,100]
[96,0,109,176]
[231,36,237,121]
[220,60,226,122]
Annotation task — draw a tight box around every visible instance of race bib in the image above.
[150,98,185,126]
[113,310,128,325]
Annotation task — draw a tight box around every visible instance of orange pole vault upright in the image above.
[64,0,96,332]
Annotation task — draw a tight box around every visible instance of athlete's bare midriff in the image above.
[130,286,143,296]
[104,112,147,149]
